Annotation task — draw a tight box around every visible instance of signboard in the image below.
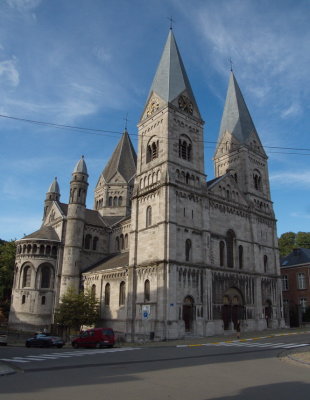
[142,304,151,320]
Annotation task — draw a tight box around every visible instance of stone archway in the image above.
[183,296,194,332]
[222,287,245,330]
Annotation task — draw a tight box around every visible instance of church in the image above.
[9,30,284,340]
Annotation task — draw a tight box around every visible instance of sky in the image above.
[0,0,309,241]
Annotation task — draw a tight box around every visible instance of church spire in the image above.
[215,72,265,155]
[143,30,201,119]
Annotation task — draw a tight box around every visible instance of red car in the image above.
[71,328,115,349]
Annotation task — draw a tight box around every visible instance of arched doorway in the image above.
[265,299,272,328]
[222,288,245,330]
[183,296,194,332]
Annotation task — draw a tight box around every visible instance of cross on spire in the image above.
[229,57,233,72]
[168,16,175,30]
[123,113,129,131]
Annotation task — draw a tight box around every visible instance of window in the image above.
[297,273,306,290]
[115,237,120,251]
[238,245,243,269]
[120,234,124,250]
[22,266,31,288]
[124,234,128,249]
[178,135,192,161]
[113,196,118,206]
[146,138,159,163]
[219,241,225,267]
[93,237,98,251]
[282,275,288,291]
[41,296,46,305]
[118,196,123,206]
[108,196,113,206]
[226,230,235,268]
[105,283,110,306]
[185,239,192,262]
[253,170,262,191]
[263,255,268,273]
[91,284,96,297]
[146,206,152,227]
[41,265,51,288]
[22,295,26,304]
[144,279,150,302]
[300,298,307,313]
[85,234,92,250]
[119,281,125,306]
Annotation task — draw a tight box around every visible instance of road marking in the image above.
[177,342,309,350]
[0,347,141,364]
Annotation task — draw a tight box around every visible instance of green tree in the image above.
[278,232,296,257]
[295,232,310,249]
[54,287,100,332]
[0,240,16,315]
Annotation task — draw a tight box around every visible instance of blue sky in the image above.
[0,0,309,241]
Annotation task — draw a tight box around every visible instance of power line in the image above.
[1,113,309,154]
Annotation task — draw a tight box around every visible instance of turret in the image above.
[43,177,60,220]
[59,156,88,299]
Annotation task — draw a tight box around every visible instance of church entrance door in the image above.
[183,296,194,332]
[222,288,244,330]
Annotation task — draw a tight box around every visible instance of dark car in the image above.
[71,328,115,349]
[25,333,65,348]
[0,333,7,346]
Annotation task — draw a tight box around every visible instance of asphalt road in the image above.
[1,333,310,400]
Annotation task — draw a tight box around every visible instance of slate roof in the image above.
[58,203,106,227]
[100,215,128,228]
[21,226,60,241]
[100,130,137,184]
[145,30,201,118]
[216,72,265,154]
[73,156,88,175]
[47,177,60,194]
[281,248,310,267]
[84,252,129,273]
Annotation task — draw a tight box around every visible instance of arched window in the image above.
[116,237,120,251]
[146,138,159,163]
[263,255,268,273]
[179,135,192,161]
[118,196,123,206]
[22,295,26,304]
[33,244,37,254]
[41,265,51,288]
[39,245,44,255]
[22,265,31,288]
[124,234,128,249]
[144,279,150,301]
[93,237,99,251]
[219,241,225,267]
[41,296,46,305]
[185,239,192,262]
[239,245,243,269]
[105,283,110,306]
[146,206,152,227]
[120,234,124,250]
[226,230,235,268]
[52,246,57,256]
[46,245,51,255]
[91,284,96,297]
[85,234,92,250]
[108,196,113,206]
[119,281,126,306]
[253,170,262,191]
[113,196,118,206]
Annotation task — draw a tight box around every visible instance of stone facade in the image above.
[9,30,284,339]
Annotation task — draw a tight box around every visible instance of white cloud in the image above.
[281,102,302,119]
[290,212,310,220]
[270,171,310,186]
[6,0,41,11]
[0,58,19,87]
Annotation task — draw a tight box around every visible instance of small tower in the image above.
[94,130,137,217]
[59,156,88,299]
[43,177,60,221]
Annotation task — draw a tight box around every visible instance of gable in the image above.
[208,174,248,206]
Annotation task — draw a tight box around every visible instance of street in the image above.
[1,332,310,400]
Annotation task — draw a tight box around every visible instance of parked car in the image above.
[0,332,7,346]
[25,333,65,348]
[71,328,115,349]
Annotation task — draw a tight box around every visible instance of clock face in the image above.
[146,96,160,117]
[178,95,193,115]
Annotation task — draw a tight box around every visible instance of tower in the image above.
[59,156,88,299]
[94,130,137,218]
[43,177,60,221]
[128,30,206,339]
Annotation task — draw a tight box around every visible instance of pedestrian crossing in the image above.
[177,341,309,350]
[0,347,141,364]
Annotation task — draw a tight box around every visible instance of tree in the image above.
[278,231,310,257]
[0,240,16,318]
[278,232,296,257]
[54,287,100,333]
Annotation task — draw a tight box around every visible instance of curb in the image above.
[0,363,15,376]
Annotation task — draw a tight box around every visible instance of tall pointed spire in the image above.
[144,30,201,118]
[217,72,263,150]
[100,131,137,184]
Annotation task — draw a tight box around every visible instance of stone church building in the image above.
[9,31,284,340]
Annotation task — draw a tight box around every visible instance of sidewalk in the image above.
[1,328,309,376]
